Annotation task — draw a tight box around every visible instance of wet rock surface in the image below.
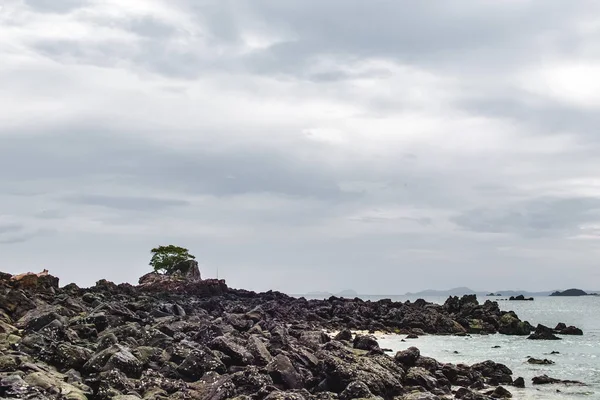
[0,271,585,399]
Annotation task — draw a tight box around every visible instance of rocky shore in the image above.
[0,267,585,400]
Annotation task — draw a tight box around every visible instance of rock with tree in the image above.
[146,245,200,279]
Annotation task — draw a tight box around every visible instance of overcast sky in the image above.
[2,0,600,294]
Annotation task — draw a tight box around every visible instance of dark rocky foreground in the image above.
[0,269,584,400]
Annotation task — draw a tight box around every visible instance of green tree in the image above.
[149,245,196,274]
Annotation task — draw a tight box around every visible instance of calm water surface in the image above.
[304,294,600,399]
[376,296,600,399]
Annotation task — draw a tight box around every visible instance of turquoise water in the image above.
[373,296,600,399]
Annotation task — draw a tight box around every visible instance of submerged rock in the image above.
[532,374,585,385]
[554,323,583,335]
[512,377,525,388]
[527,357,554,365]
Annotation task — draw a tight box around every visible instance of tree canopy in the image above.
[149,245,196,274]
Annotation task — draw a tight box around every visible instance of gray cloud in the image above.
[0,223,51,245]
[2,0,600,292]
[452,197,600,237]
[0,131,347,200]
[0,224,23,235]
[65,194,190,211]
[24,0,87,13]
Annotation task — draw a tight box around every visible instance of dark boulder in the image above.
[267,354,304,390]
[512,377,525,388]
[177,348,227,380]
[454,387,490,400]
[404,367,439,391]
[210,335,254,366]
[556,325,583,335]
[394,347,421,368]
[498,312,532,335]
[487,386,512,398]
[470,360,512,385]
[83,344,143,378]
[353,335,380,351]
[554,322,567,331]
[334,329,353,342]
[55,343,94,370]
[339,380,374,400]
[528,324,561,340]
[247,335,273,366]
[231,366,274,396]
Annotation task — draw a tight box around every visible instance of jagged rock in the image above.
[16,305,70,331]
[339,380,373,400]
[528,324,561,340]
[55,343,94,370]
[210,335,254,366]
[470,360,512,385]
[404,367,439,391]
[334,329,353,341]
[353,335,380,351]
[454,387,491,400]
[247,335,273,366]
[498,313,532,335]
[231,366,274,396]
[487,386,512,398]
[83,344,142,378]
[267,354,304,390]
[555,324,583,335]
[177,348,226,380]
[394,347,420,368]
[512,377,525,388]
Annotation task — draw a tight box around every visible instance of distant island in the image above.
[404,287,554,297]
[406,287,600,297]
[303,287,600,299]
[550,288,598,297]
[405,287,479,296]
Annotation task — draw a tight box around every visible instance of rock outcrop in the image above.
[0,271,586,399]
[527,324,561,340]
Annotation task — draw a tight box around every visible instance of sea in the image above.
[307,294,600,399]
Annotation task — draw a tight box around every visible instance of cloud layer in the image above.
[2,0,600,293]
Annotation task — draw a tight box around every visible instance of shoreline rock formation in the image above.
[0,271,585,399]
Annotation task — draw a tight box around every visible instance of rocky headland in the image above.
[0,265,586,400]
